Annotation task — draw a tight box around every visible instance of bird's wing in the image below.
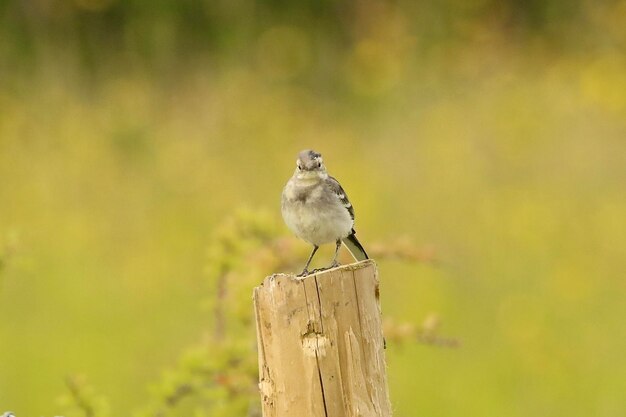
[325,176,355,220]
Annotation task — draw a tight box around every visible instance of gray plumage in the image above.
[281,149,368,276]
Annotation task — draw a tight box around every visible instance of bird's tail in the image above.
[342,230,369,261]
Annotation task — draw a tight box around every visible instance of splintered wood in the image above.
[253,260,392,417]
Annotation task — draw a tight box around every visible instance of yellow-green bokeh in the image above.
[1,1,625,416]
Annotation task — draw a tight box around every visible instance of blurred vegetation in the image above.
[1,0,626,416]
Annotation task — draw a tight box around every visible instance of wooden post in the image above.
[253,260,392,417]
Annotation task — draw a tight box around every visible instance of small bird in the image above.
[281,149,368,276]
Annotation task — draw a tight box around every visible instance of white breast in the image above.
[282,181,353,245]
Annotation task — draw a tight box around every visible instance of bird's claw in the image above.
[297,263,340,277]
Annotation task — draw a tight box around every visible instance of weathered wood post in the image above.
[253,260,392,417]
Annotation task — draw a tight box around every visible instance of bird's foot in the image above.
[310,264,340,274]
[297,263,340,277]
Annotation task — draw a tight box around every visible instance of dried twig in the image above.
[65,375,95,417]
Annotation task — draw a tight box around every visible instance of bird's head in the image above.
[294,149,327,179]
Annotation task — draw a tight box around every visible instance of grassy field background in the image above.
[1,1,625,416]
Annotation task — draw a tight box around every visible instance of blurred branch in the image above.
[65,376,95,417]
[213,267,228,341]
[0,232,19,275]
[136,337,259,417]
[59,210,450,416]
[164,383,194,408]
[368,237,439,265]
[152,382,195,417]
[206,209,279,342]
[384,313,460,349]
[61,375,109,417]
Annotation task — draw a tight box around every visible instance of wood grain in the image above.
[253,260,391,417]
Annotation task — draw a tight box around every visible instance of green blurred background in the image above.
[1,0,625,415]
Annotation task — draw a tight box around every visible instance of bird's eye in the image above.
[317,162,321,168]
[297,165,302,170]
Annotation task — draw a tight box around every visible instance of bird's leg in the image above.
[298,245,319,277]
[329,239,342,268]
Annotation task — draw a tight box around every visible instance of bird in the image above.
[281,149,368,276]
